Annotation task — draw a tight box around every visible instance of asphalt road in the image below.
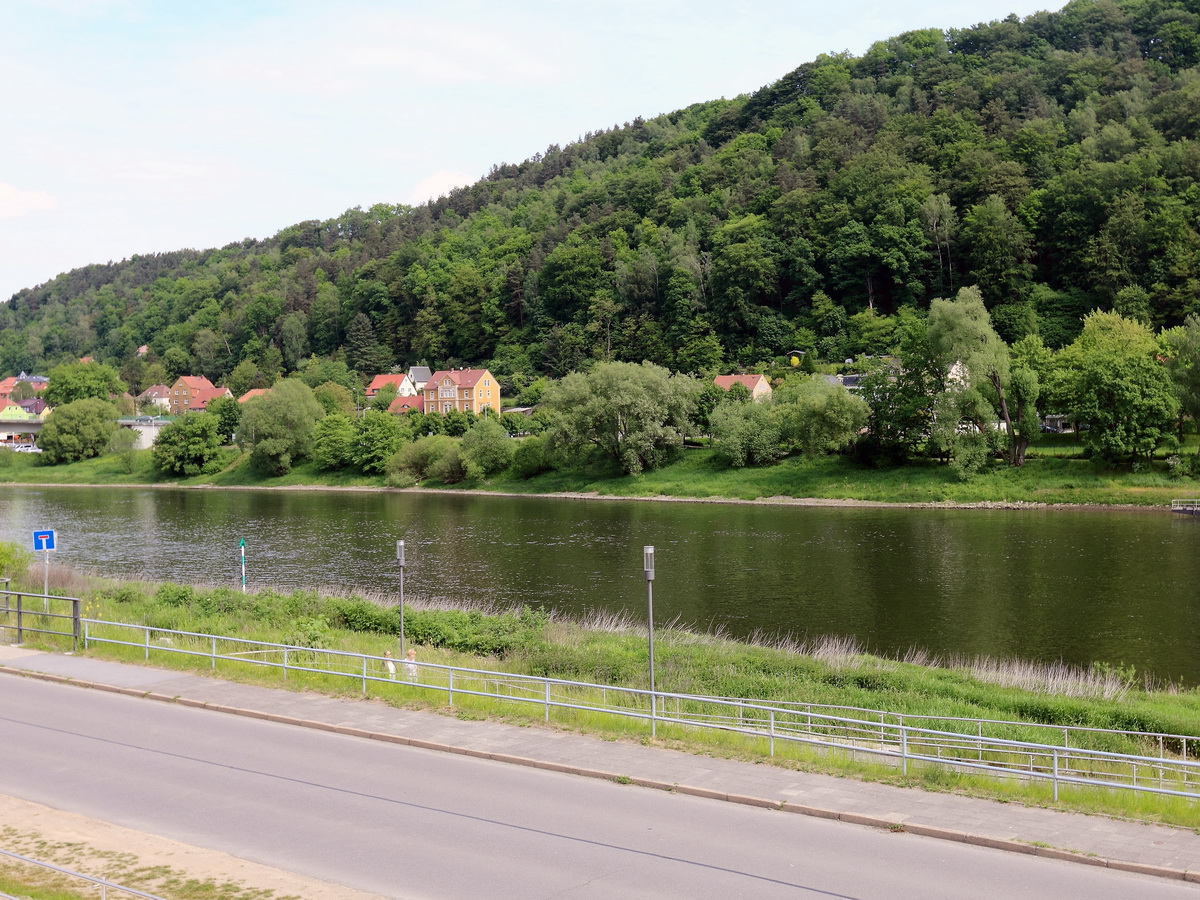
[1,677,1196,899]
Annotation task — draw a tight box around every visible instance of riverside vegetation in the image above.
[5,550,1199,829]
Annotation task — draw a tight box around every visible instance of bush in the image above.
[392,435,456,480]
[460,419,515,479]
[155,583,195,608]
[511,435,554,479]
[0,541,33,581]
[327,597,399,634]
[429,443,469,483]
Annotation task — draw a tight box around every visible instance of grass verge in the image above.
[11,569,1200,830]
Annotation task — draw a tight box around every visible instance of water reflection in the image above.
[2,486,1198,684]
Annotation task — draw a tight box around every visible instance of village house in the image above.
[365,373,418,398]
[167,375,231,415]
[137,384,171,411]
[421,368,501,417]
[388,395,425,414]
[714,373,773,401]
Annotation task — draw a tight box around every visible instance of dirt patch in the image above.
[0,794,381,899]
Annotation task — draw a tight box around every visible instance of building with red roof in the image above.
[713,374,772,401]
[388,395,425,414]
[366,373,417,398]
[168,375,231,415]
[421,368,500,416]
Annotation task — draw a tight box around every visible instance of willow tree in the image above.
[928,286,1039,467]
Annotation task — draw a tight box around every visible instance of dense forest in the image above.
[3,0,1199,392]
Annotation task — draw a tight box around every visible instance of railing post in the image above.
[448,668,454,706]
[1053,748,1059,802]
[769,709,775,757]
[211,635,216,670]
[16,594,23,644]
[144,627,150,660]
[902,726,908,776]
[71,599,80,653]
[544,680,550,722]
[283,646,289,681]
[362,655,367,696]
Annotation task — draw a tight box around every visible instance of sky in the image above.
[1,0,1058,303]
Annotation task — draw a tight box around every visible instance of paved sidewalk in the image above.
[2,645,1198,884]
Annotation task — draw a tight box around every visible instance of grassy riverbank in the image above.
[2,443,1196,507]
[13,568,1200,828]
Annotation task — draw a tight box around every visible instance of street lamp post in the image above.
[396,540,406,657]
[644,545,656,738]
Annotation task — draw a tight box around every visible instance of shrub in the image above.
[511,435,554,478]
[154,583,195,608]
[0,541,33,581]
[429,443,469,483]
[393,435,455,480]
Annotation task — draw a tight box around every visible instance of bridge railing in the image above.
[76,618,1200,803]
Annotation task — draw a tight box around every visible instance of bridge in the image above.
[1,416,172,449]
[0,418,42,436]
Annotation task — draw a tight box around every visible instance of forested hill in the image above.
[3,0,1200,391]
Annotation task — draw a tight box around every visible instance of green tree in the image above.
[460,418,515,479]
[1071,352,1178,465]
[313,381,356,416]
[38,398,117,464]
[239,379,324,475]
[709,400,784,466]
[352,410,408,474]
[107,427,140,474]
[543,361,699,475]
[928,286,1038,466]
[152,413,223,476]
[773,375,869,455]
[44,362,126,407]
[311,412,356,471]
[205,395,241,443]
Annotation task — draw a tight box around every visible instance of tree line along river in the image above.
[3,484,1199,686]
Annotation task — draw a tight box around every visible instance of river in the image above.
[3,485,1198,684]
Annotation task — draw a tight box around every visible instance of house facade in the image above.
[421,368,501,416]
[366,373,418,398]
[714,374,773,401]
[168,376,231,415]
[137,384,171,411]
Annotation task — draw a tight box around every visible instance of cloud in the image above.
[0,184,58,219]
[408,170,474,205]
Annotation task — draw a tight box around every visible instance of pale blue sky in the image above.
[1,0,1054,302]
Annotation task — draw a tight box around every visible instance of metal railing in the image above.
[75,619,1200,803]
[0,589,81,650]
[0,847,167,899]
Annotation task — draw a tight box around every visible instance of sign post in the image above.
[396,541,406,657]
[239,538,246,593]
[33,530,56,610]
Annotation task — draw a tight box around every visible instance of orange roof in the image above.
[425,368,491,390]
[366,373,409,396]
[187,386,230,410]
[389,395,425,414]
[714,374,768,392]
[237,388,270,404]
[175,375,217,391]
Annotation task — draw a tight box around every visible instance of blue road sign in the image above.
[33,530,56,551]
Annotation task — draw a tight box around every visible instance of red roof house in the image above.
[714,374,772,401]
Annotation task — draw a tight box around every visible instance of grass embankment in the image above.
[3,438,1199,506]
[15,570,1200,828]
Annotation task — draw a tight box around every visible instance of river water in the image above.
[3,485,1199,684]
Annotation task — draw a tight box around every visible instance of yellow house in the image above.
[422,368,501,416]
